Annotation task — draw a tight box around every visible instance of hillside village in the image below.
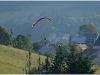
[40,33,100,65]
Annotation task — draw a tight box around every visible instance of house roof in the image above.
[91,49,100,56]
[90,49,100,60]
[49,33,56,37]
[86,33,99,41]
[77,44,87,50]
[62,34,70,40]
[40,46,56,55]
[91,55,97,60]
[92,56,100,63]
[83,49,98,55]
[94,36,100,46]
[71,36,87,44]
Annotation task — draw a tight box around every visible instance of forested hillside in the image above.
[0,1,100,41]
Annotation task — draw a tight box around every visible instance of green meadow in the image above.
[1,44,100,74]
[0,45,46,74]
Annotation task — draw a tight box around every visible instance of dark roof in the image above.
[91,55,97,60]
[40,46,56,54]
[90,49,100,60]
[71,36,87,44]
[86,33,99,41]
[94,36,100,46]
[91,49,100,56]
[83,49,98,55]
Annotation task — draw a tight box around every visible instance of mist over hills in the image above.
[0,1,100,42]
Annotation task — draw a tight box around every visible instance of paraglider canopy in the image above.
[32,17,51,28]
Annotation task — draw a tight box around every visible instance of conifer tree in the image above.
[50,44,67,74]
[66,46,97,74]
[42,56,50,74]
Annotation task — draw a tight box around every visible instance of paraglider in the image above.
[32,17,51,28]
[32,17,51,41]
[44,37,46,40]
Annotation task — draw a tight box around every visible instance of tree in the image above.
[44,52,55,58]
[28,57,43,74]
[32,39,50,52]
[0,26,15,46]
[25,50,31,74]
[50,45,67,74]
[29,67,39,74]
[66,45,97,74]
[15,34,33,50]
[15,35,26,49]
[78,24,98,36]
[26,34,33,50]
[42,56,51,74]
[32,42,42,52]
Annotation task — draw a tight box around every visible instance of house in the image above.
[47,33,70,44]
[55,37,62,43]
[62,34,70,43]
[90,49,100,65]
[83,48,100,65]
[55,34,70,44]
[82,45,100,65]
[77,44,87,50]
[70,34,87,44]
[91,48,100,56]
[48,33,56,39]
[70,34,87,50]
[47,33,56,43]
[93,36,100,49]
[62,34,70,40]
[83,49,98,55]
[39,45,56,55]
[86,33,99,48]
[70,33,99,49]
[86,33,99,43]
[92,56,100,65]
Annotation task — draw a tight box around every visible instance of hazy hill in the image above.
[0,1,100,42]
[0,44,46,74]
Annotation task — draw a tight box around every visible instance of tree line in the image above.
[0,26,33,51]
[0,26,52,53]
[0,23,98,52]
[28,42,97,74]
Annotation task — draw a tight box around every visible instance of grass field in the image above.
[0,45,46,74]
[0,44,100,74]
[93,64,100,74]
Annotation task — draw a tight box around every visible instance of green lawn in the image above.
[92,64,100,74]
[0,45,46,74]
